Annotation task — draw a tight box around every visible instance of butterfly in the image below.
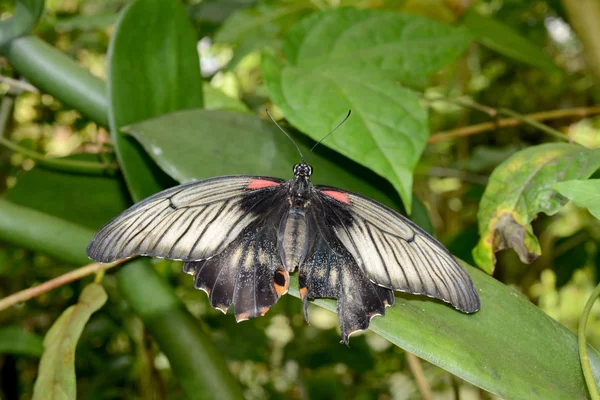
[86,111,480,343]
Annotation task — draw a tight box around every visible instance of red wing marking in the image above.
[247,179,280,190]
[321,190,350,204]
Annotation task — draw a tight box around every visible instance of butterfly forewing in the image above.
[315,187,480,313]
[86,176,284,263]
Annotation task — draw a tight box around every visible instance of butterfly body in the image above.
[87,163,480,343]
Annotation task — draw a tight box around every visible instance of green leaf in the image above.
[0,0,44,47]
[287,260,600,400]
[262,54,427,213]
[473,144,600,273]
[4,155,129,230]
[554,179,600,220]
[284,8,473,80]
[461,9,558,71]
[0,199,598,400]
[0,326,44,357]
[215,1,312,67]
[32,283,107,400]
[108,0,204,202]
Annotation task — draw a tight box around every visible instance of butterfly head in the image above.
[293,163,313,177]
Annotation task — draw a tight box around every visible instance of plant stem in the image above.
[428,105,600,143]
[406,352,433,400]
[578,282,600,400]
[497,108,567,142]
[0,259,125,312]
[0,136,118,173]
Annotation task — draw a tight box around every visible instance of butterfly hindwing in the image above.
[184,199,289,320]
[86,175,284,263]
[316,186,480,314]
[300,211,395,343]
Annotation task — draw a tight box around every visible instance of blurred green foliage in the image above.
[0,0,600,399]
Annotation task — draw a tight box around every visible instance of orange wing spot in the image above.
[236,312,249,322]
[321,190,350,204]
[299,287,307,300]
[274,270,289,297]
[247,179,280,190]
[260,307,270,316]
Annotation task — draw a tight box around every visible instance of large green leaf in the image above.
[124,109,433,230]
[473,144,600,273]
[461,9,558,71]
[0,0,44,47]
[0,191,599,399]
[32,283,107,400]
[554,179,600,220]
[0,326,44,357]
[108,0,204,202]
[262,9,472,213]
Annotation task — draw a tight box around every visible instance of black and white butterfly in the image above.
[87,113,480,343]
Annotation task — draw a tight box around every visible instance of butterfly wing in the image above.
[314,186,480,314]
[300,210,395,343]
[86,175,285,263]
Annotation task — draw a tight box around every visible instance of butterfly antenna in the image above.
[266,109,305,162]
[309,110,351,155]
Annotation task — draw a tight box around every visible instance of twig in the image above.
[0,75,39,94]
[0,259,126,312]
[406,352,433,400]
[428,105,600,144]
[578,282,600,400]
[498,108,567,142]
[0,136,119,173]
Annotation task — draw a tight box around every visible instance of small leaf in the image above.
[554,179,600,220]
[262,9,472,213]
[473,143,600,273]
[215,1,312,67]
[32,284,107,400]
[108,0,204,202]
[284,8,473,81]
[461,9,558,71]
[0,0,44,47]
[0,326,44,357]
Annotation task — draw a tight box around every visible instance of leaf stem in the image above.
[0,259,125,312]
[428,105,600,143]
[0,136,119,173]
[578,282,600,400]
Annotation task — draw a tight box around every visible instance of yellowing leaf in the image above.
[32,284,107,400]
[473,144,600,274]
[554,179,600,220]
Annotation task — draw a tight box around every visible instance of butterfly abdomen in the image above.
[278,206,310,272]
